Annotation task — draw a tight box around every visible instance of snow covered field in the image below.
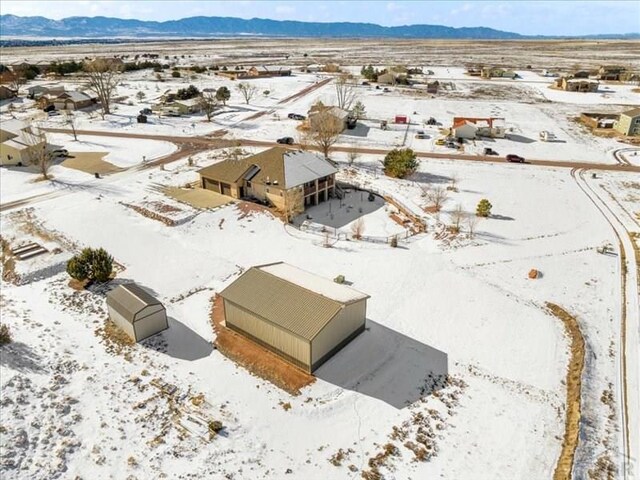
[1,149,632,479]
[1,50,639,480]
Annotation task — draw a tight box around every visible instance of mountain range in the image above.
[0,14,637,40]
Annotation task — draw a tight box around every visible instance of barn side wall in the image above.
[311,300,367,371]
[223,299,311,370]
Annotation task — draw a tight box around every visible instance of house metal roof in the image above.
[106,283,163,324]
[219,262,369,341]
[198,147,336,189]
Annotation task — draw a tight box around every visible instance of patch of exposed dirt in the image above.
[546,302,586,480]
[235,201,276,221]
[209,294,314,396]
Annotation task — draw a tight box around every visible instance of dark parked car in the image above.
[140,108,152,115]
[362,81,370,86]
[506,154,525,163]
[277,137,295,145]
[484,147,498,155]
[43,104,55,112]
[287,113,306,120]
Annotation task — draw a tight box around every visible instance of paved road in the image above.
[43,127,640,173]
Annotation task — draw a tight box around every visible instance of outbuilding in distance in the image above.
[106,283,168,342]
[219,262,370,373]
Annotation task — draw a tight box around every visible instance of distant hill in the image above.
[0,15,637,40]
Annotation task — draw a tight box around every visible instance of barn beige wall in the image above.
[134,308,168,341]
[311,300,366,368]
[224,300,310,368]
[108,306,136,341]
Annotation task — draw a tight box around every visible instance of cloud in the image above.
[386,2,402,12]
[275,4,295,15]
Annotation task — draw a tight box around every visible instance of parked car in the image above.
[361,81,370,86]
[140,108,152,115]
[383,87,391,93]
[435,138,446,146]
[47,110,61,116]
[415,130,428,139]
[445,141,458,149]
[277,137,295,145]
[52,149,68,157]
[43,105,55,112]
[287,113,306,120]
[483,147,499,155]
[506,154,525,163]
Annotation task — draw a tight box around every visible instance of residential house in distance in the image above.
[466,66,482,77]
[27,84,65,99]
[157,97,203,116]
[0,85,17,100]
[554,77,599,92]
[580,112,619,130]
[597,65,626,81]
[52,91,97,110]
[219,261,369,373]
[571,70,592,79]
[481,67,517,79]
[452,117,506,139]
[307,104,351,132]
[198,147,337,213]
[247,66,292,78]
[426,80,440,94]
[0,119,47,166]
[614,108,640,137]
[216,69,248,80]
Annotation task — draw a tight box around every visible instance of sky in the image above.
[1,1,639,36]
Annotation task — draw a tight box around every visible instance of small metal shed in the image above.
[106,283,168,342]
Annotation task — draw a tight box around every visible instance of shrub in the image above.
[171,70,181,78]
[66,255,89,281]
[66,247,114,284]
[0,323,12,345]
[476,199,493,217]
[383,148,418,178]
[390,236,398,248]
[208,420,224,440]
[215,86,231,105]
[92,248,114,283]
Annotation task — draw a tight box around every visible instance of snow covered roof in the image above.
[2,139,30,150]
[57,91,91,102]
[173,97,201,107]
[283,150,338,188]
[260,263,369,304]
[1,119,27,136]
[219,262,369,341]
[198,147,336,189]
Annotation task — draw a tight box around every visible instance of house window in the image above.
[246,181,251,188]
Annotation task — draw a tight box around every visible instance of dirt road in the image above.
[42,128,640,173]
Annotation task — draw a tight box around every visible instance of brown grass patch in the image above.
[210,294,314,395]
[95,318,136,361]
[546,302,585,480]
[235,201,275,220]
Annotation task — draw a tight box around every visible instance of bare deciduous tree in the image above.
[424,185,449,212]
[283,186,304,223]
[85,59,121,119]
[305,110,343,159]
[335,74,358,111]
[198,92,219,122]
[351,217,365,240]
[347,148,359,165]
[450,204,465,233]
[25,124,54,180]
[64,111,79,141]
[466,213,480,239]
[6,71,26,95]
[236,82,258,104]
[448,173,459,191]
